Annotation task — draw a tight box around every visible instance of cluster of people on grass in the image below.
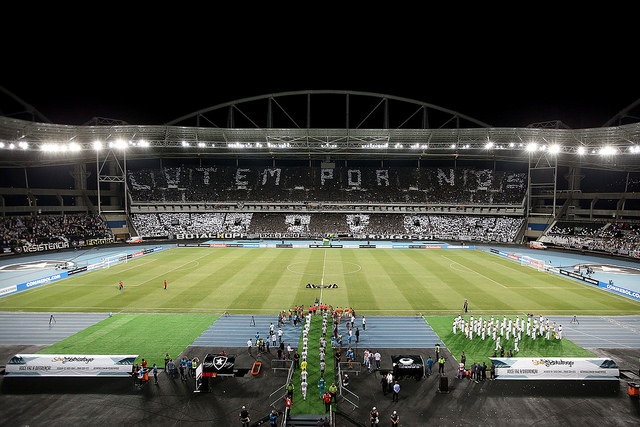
[286,309,339,416]
[276,302,330,328]
[453,313,564,356]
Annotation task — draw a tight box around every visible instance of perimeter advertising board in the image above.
[490,357,619,380]
[5,354,138,377]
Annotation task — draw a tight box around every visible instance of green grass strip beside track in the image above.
[39,313,219,368]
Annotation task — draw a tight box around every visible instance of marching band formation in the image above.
[453,313,563,354]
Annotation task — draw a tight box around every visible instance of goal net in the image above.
[104,253,128,268]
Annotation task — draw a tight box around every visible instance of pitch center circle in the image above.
[286,260,362,276]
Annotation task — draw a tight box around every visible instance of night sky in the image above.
[2,18,638,130]
[1,12,639,196]
[4,63,636,130]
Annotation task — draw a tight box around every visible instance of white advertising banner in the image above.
[490,357,619,380]
[5,354,138,377]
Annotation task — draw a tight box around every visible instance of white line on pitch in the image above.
[442,255,508,288]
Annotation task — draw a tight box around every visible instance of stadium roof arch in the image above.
[0,90,639,171]
[164,90,494,129]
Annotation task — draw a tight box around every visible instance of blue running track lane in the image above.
[192,314,301,348]
[0,311,109,345]
[193,314,443,349]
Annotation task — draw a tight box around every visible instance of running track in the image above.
[2,312,640,351]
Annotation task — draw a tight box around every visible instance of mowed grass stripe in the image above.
[468,252,637,313]
[402,251,452,310]
[370,249,432,311]
[230,249,296,311]
[39,313,219,367]
[339,249,377,310]
[191,248,272,311]
[0,248,639,316]
[290,249,321,305]
[442,252,581,313]
[444,253,542,312]
[362,249,414,310]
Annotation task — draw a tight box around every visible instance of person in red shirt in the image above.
[285,396,292,417]
[164,280,167,290]
[323,391,331,412]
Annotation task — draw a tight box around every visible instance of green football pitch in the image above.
[39,313,219,368]
[0,247,639,316]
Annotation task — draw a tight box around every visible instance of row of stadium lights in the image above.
[1,139,640,155]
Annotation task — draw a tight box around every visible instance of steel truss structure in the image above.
[0,91,639,171]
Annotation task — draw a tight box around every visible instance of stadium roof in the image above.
[1,90,639,171]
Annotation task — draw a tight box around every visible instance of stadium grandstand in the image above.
[2,89,640,427]
[1,90,639,259]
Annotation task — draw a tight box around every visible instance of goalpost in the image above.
[104,253,129,268]
[519,256,549,272]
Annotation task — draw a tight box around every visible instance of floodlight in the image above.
[599,146,616,155]
[548,144,560,154]
[485,142,494,149]
[93,141,103,150]
[576,146,586,155]
[108,139,127,149]
[526,143,537,152]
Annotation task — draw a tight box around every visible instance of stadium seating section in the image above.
[1,165,637,255]
[1,214,113,247]
[127,166,527,204]
[130,212,525,242]
[541,221,640,255]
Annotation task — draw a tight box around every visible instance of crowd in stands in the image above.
[127,166,527,205]
[404,215,524,242]
[1,214,113,247]
[541,221,640,255]
[131,212,252,237]
[131,212,524,242]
